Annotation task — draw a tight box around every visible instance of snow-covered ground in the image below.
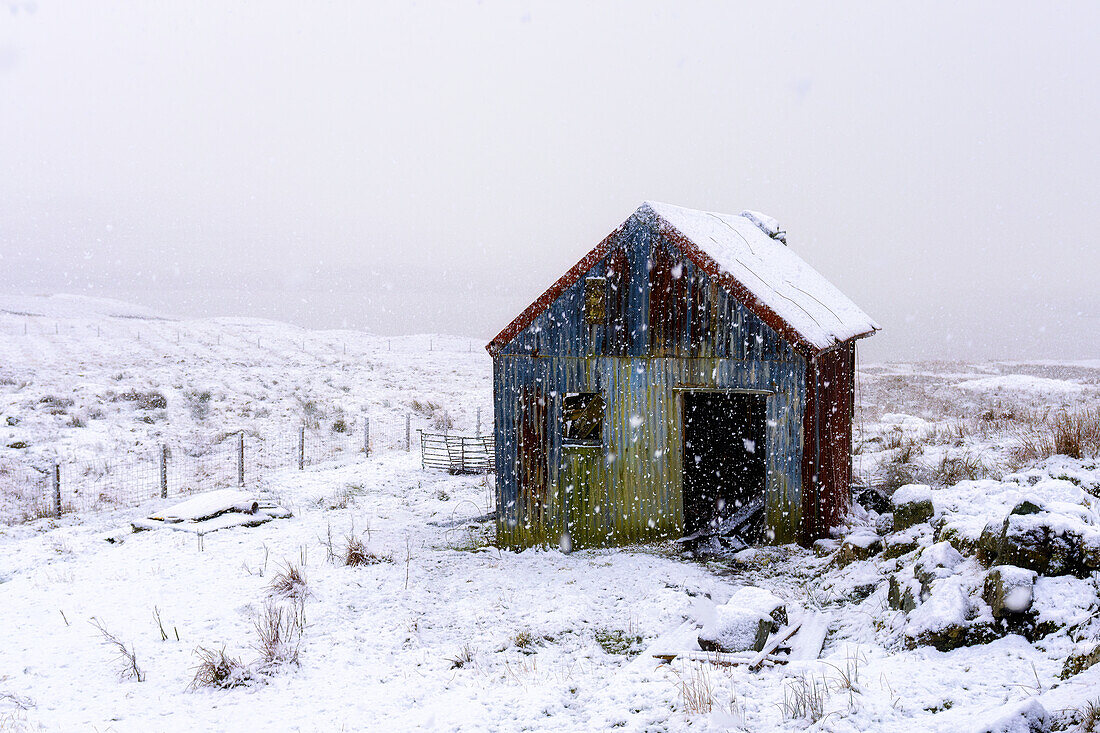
[1,296,1099,731]
[0,294,492,523]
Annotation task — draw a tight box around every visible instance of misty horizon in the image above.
[2,2,1097,361]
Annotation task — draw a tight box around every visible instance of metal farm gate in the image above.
[419,432,495,474]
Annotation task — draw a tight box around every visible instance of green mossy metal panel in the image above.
[494,351,806,549]
[560,446,604,549]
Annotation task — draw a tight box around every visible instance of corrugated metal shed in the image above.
[489,203,876,550]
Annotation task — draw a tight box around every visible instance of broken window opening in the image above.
[562,392,603,446]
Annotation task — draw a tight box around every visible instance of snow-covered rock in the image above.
[1031,576,1097,633]
[913,542,964,589]
[972,697,1049,733]
[904,576,975,651]
[887,572,920,612]
[892,484,934,530]
[882,523,932,559]
[981,566,1036,618]
[726,586,788,627]
[1061,641,1100,679]
[836,529,883,565]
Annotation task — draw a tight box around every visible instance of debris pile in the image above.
[650,585,828,671]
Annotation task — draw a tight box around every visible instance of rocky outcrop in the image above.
[882,524,932,559]
[835,531,883,566]
[977,499,1100,576]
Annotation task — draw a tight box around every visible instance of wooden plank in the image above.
[652,650,787,667]
[789,612,830,661]
[749,619,803,670]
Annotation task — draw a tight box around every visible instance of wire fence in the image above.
[0,411,492,524]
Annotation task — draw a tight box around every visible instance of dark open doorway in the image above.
[681,391,767,536]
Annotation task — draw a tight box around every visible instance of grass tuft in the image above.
[344,535,391,566]
[1012,408,1100,467]
[447,644,476,670]
[253,600,304,669]
[671,662,715,715]
[268,562,308,601]
[188,646,250,690]
[930,449,993,485]
[779,674,829,723]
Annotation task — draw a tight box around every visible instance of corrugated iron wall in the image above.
[494,355,806,549]
[799,341,856,544]
[494,212,813,549]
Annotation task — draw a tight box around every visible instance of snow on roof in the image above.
[643,201,878,353]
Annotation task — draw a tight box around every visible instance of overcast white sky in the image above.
[1,1,1097,360]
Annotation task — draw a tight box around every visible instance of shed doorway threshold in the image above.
[675,494,765,551]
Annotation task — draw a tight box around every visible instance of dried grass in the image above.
[1065,697,1100,733]
[268,562,308,601]
[672,662,715,715]
[253,600,304,669]
[930,449,994,485]
[447,644,476,670]
[1011,408,1100,468]
[89,618,145,682]
[779,674,829,723]
[344,535,391,566]
[188,646,250,690]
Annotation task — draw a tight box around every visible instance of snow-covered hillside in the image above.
[0,294,492,522]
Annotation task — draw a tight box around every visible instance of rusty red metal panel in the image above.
[517,384,549,525]
[654,220,822,358]
[605,245,633,356]
[647,239,690,355]
[800,341,856,545]
[648,238,718,357]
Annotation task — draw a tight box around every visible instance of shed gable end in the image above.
[496,220,797,362]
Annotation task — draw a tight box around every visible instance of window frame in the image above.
[561,391,604,447]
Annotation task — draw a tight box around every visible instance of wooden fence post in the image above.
[476,407,481,437]
[52,463,61,517]
[298,427,305,470]
[363,416,370,456]
[405,414,411,452]
[237,432,245,487]
[159,444,168,498]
